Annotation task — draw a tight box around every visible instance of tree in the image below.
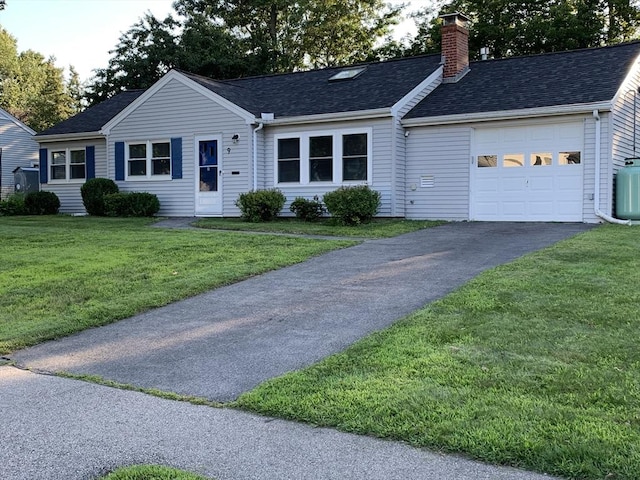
[403,0,640,60]
[0,27,80,131]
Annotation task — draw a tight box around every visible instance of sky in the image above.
[0,0,422,83]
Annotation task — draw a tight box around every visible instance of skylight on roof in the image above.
[329,67,366,81]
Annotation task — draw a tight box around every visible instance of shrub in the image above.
[24,191,60,215]
[323,185,381,225]
[81,178,119,216]
[290,196,325,222]
[235,189,286,222]
[104,192,160,217]
[0,194,27,216]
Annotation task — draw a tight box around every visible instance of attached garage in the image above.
[471,122,584,222]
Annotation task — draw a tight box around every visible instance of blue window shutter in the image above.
[171,137,182,179]
[86,146,96,179]
[115,142,125,181]
[39,148,48,184]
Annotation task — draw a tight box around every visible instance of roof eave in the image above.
[259,108,392,126]
[402,101,613,127]
[35,131,104,143]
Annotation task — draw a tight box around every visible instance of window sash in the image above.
[278,138,300,183]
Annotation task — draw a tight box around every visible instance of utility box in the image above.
[13,167,40,195]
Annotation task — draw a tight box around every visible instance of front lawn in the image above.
[0,216,354,354]
[236,225,640,480]
[194,217,445,238]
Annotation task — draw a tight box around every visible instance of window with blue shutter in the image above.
[39,148,48,184]
[171,137,182,179]
[86,146,95,180]
[115,142,125,181]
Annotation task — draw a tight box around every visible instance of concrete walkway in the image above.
[2,222,591,479]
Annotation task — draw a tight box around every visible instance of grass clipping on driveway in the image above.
[236,225,640,480]
[0,216,354,354]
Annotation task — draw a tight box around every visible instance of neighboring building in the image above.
[35,13,640,222]
[0,107,38,199]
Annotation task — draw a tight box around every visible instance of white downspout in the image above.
[252,122,264,191]
[592,110,632,225]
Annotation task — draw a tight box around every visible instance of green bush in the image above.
[24,191,60,215]
[290,196,325,221]
[104,192,160,217]
[0,194,27,216]
[81,178,119,216]
[235,189,286,222]
[323,185,381,225]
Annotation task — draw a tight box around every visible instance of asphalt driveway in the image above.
[9,222,592,402]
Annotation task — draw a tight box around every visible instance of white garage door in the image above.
[471,123,584,221]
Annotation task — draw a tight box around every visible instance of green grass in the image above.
[0,216,354,354]
[236,225,640,480]
[193,217,445,238]
[101,465,209,480]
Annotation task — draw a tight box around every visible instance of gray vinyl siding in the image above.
[40,139,107,214]
[405,126,471,220]
[262,118,395,217]
[0,116,38,199]
[108,78,250,216]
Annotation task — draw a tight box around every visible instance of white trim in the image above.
[100,70,255,135]
[402,101,613,127]
[0,107,36,136]
[273,127,373,186]
[264,108,390,126]
[35,132,103,143]
[391,66,443,117]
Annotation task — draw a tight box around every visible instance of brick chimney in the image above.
[440,12,470,82]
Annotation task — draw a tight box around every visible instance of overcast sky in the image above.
[0,0,423,82]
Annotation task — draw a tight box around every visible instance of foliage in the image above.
[0,27,82,131]
[101,464,208,480]
[0,216,351,353]
[289,196,325,222]
[237,225,640,479]
[0,193,26,216]
[104,192,160,217]
[235,189,286,222]
[24,191,60,215]
[322,185,380,225]
[80,178,119,216]
[402,0,640,60]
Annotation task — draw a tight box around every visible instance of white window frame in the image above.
[49,148,86,184]
[273,127,373,186]
[125,140,172,181]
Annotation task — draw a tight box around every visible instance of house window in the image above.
[50,149,85,182]
[310,136,333,182]
[278,138,300,183]
[342,133,368,181]
[275,129,371,185]
[127,141,171,179]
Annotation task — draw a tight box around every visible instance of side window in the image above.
[51,151,67,180]
[151,142,171,175]
[278,138,300,183]
[128,144,147,176]
[342,133,368,181]
[49,149,86,181]
[70,150,86,179]
[309,136,333,182]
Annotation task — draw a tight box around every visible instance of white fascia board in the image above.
[391,66,443,117]
[0,107,36,135]
[401,101,613,127]
[35,132,104,143]
[611,51,640,107]
[263,108,391,126]
[100,70,255,135]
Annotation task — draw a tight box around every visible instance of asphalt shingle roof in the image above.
[405,41,640,119]
[181,54,443,117]
[36,90,145,136]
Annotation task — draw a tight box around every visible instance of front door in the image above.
[195,138,222,216]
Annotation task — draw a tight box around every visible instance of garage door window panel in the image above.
[503,154,524,168]
[559,151,581,165]
[478,155,497,167]
[530,153,552,166]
